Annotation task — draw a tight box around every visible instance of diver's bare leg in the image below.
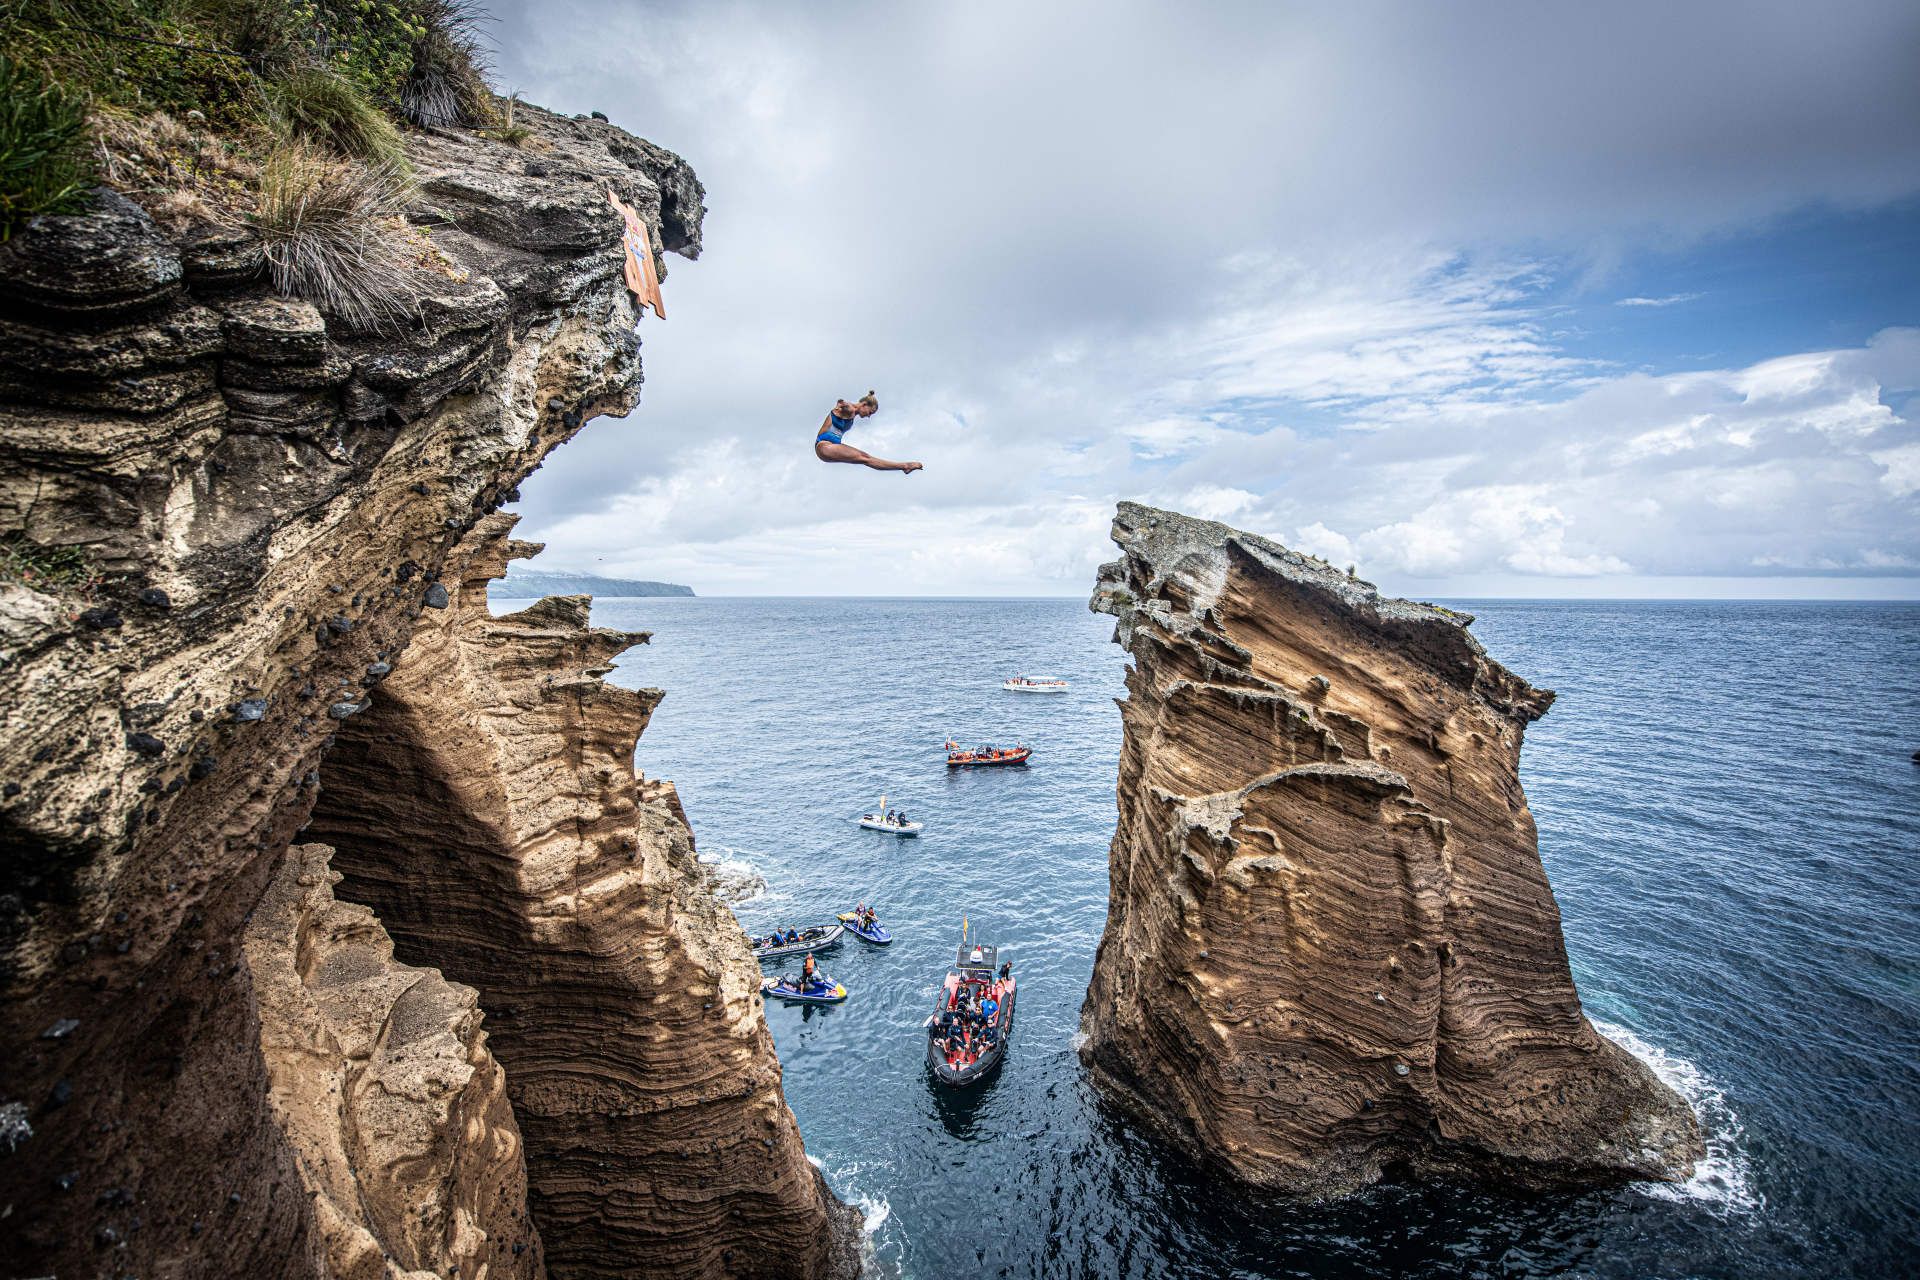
[816,441,923,473]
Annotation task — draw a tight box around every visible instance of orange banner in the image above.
[607,189,665,319]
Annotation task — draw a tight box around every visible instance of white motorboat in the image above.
[1002,675,1068,693]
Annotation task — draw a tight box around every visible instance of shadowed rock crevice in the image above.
[246,841,543,1278]
[1080,501,1702,1196]
[305,514,860,1280]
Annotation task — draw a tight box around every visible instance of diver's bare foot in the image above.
[903,462,923,474]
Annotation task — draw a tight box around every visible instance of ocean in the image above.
[521,595,1920,1279]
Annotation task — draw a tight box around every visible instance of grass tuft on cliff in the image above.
[0,0,496,151]
[397,0,494,128]
[484,91,533,148]
[0,53,95,239]
[253,139,420,331]
[2,0,503,319]
[268,64,407,168]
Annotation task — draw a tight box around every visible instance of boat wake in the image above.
[1593,1019,1763,1217]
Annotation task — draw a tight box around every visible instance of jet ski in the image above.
[836,910,893,944]
[761,974,848,1005]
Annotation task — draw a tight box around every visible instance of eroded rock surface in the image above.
[304,515,860,1279]
[1081,501,1702,1195]
[0,102,851,1276]
[246,842,541,1278]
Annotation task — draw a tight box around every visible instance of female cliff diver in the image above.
[814,391,922,474]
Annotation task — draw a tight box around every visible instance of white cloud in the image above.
[1616,293,1703,307]
[484,0,1920,596]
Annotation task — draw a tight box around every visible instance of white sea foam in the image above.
[1593,1018,1764,1216]
[698,844,769,905]
[813,1156,903,1278]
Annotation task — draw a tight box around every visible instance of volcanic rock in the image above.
[244,842,539,1277]
[1080,502,1702,1195]
[0,95,855,1280]
[304,515,861,1279]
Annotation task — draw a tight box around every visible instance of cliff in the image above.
[1080,502,1702,1195]
[495,567,695,598]
[304,513,857,1278]
[0,101,855,1277]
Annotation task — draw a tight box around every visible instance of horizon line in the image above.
[490,591,1920,604]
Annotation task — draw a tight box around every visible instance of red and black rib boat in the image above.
[926,935,1015,1086]
[944,740,1032,768]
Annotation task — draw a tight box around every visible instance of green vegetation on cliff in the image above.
[0,0,494,252]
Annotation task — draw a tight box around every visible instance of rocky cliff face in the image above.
[303,513,859,1279]
[1081,502,1701,1195]
[0,103,855,1276]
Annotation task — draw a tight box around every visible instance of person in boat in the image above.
[785,927,799,944]
[999,961,1012,980]
[802,953,817,985]
[860,906,877,931]
[814,391,922,474]
[981,993,999,1024]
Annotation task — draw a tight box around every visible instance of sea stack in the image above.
[1080,501,1702,1195]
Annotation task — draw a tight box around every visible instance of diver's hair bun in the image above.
[859,389,878,409]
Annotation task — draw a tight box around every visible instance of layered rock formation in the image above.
[303,514,859,1279]
[0,102,854,1276]
[1081,502,1701,1195]
[245,842,541,1278]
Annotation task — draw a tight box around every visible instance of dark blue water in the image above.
[518,596,1920,1278]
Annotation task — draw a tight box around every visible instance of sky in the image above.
[487,0,1920,598]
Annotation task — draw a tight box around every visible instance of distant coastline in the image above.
[494,568,695,598]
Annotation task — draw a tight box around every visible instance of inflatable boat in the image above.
[749,924,843,960]
[1002,675,1068,693]
[761,974,847,1005]
[837,911,893,944]
[858,812,923,835]
[944,742,1032,768]
[926,935,1015,1086]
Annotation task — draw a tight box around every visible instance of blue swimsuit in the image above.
[817,411,853,446]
